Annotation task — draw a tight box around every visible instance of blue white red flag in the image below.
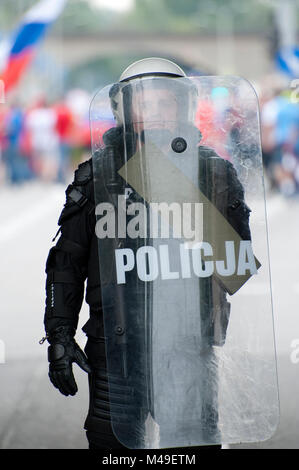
[276,46,299,80]
[0,0,66,93]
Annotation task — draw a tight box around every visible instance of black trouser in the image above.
[84,337,222,450]
[84,337,127,450]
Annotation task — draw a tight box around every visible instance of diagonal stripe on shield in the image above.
[118,140,261,295]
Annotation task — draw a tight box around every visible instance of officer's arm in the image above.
[44,214,89,333]
[44,163,95,333]
[199,147,252,241]
[43,160,94,396]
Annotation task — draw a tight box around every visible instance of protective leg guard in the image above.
[84,368,127,450]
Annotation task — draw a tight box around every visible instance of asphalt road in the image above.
[1,179,299,449]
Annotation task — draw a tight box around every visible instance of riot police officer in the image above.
[42,58,252,450]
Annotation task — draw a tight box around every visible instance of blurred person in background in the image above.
[260,80,280,190]
[275,89,299,194]
[195,83,248,168]
[260,76,299,196]
[53,98,74,184]
[2,101,32,184]
[25,96,60,182]
[0,103,10,183]
[195,81,231,159]
[65,89,92,168]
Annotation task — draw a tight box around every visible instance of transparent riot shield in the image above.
[89,75,279,449]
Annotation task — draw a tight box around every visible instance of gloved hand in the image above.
[47,325,92,396]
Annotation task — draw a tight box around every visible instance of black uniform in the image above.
[44,127,251,449]
[44,154,126,449]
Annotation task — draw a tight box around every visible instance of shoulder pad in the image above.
[198,145,219,158]
[205,157,237,183]
[73,159,93,185]
[57,159,93,225]
[206,156,228,169]
[199,146,232,169]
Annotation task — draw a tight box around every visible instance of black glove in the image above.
[47,325,92,396]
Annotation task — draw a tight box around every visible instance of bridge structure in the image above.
[45,31,273,80]
[17,31,277,103]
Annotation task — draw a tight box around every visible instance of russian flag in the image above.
[276,46,299,80]
[0,0,66,94]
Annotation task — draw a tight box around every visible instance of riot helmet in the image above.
[109,58,198,130]
[119,57,186,82]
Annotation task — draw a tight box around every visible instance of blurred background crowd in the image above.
[1,78,298,196]
[0,0,297,194]
[0,90,91,185]
[259,76,299,196]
